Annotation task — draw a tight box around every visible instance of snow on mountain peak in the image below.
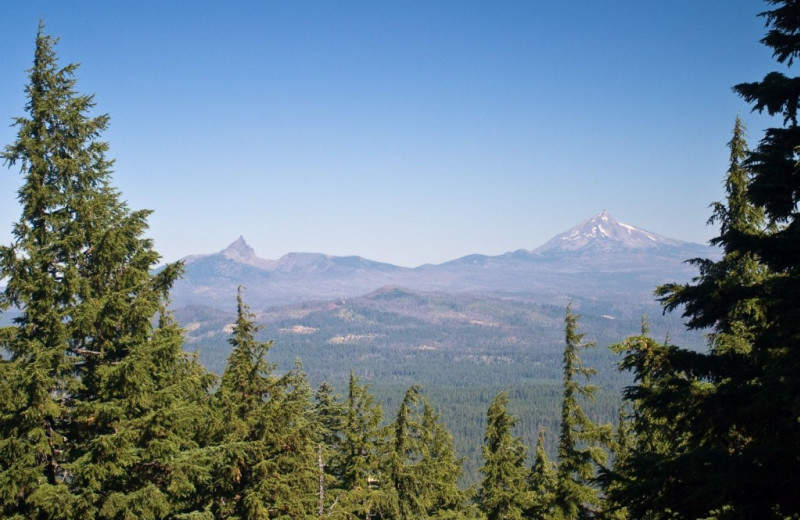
[533,211,684,254]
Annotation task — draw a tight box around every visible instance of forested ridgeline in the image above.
[4,1,800,517]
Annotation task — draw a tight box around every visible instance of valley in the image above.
[167,211,714,483]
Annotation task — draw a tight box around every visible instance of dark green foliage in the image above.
[606,6,800,511]
[386,386,472,519]
[554,305,611,520]
[209,290,318,519]
[603,121,769,518]
[332,371,394,519]
[528,429,557,520]
[601,407,634,520]
[731,18,800,517]
[659,117,767,351]
[0,24,215,519]
[314,381,347,515]
[478,392,531,520]
[601,323,677,520]
[75,313,215,519]
[182,292,680,487]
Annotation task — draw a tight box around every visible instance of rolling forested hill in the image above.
[175,286,704,483]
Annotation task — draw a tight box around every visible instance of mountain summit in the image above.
[532,210,684,254]
[171,212,715,308]
[221,235,257,262]
[219,236,277,269]
[183,236,277,270]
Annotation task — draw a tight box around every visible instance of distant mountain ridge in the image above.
[185,236,403,274]
[168,211,717,310]
[184,235,277,270]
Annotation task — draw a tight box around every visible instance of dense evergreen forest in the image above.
[2,1,800,517]
[171,294,674,486]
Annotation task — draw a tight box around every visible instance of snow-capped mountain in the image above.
[533,210,684,254]
[169,211,717,309]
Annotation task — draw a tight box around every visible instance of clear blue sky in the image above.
[0,1,784,267]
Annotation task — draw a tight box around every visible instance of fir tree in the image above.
[528,428,557,520]
[608,113,789,518]
[388,386,421,519]
[601,407,634,520]
[387,386,470,519]
[313,381,347,516]
[255,364,319,519]
[209,288,276,518]
[726,6,800,514]
[335,371,392,519]
[659,116,767,354]
[555,304,611,520]
[81,312,216,519]
[415,398,474,518]
[597,322,655,520]
[478,392,531,520]
[0,24,214,518]
[210,290,318,519]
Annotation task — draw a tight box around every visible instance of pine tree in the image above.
[600,319,680,520]
[255,364,319,519]
[478,392,531,520]
[387,386,470,519]
[0,24,105,516]
[313,381,347,516]
[725,6,800,513]
[334,371,392,519]
[210,290,318,519]
[209,289,276,518]
[555,304,611,520]
[0,24,215,518]
[81,312,215,519]
[416,398,474,518]
[217,288,277,440]
[389,386,421,519]
[528,428,557,520]
[659,116,767,354]
[607,110,793,518]
[601,408,634,520]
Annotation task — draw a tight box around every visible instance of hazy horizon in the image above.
[0,2,783,267]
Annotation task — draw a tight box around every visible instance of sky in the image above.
[0,1,787,267]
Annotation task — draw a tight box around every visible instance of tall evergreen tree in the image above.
[388,386,422,519]
[209,288,276,518]
[659,116,767,354]
[313,381,347,516]
[478,392,531,520]
[527,428,557,520]
[724,6,800,514]
[415,397,474,519]
[601,407,634,520]
[210,290,318,519]
[334,372,392,519]
[600,320,673,520]
[608,89,794,518]
[254,364,319,519]
[555,304,611,520]
[0,24,214,519]
[387,386,470,519]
